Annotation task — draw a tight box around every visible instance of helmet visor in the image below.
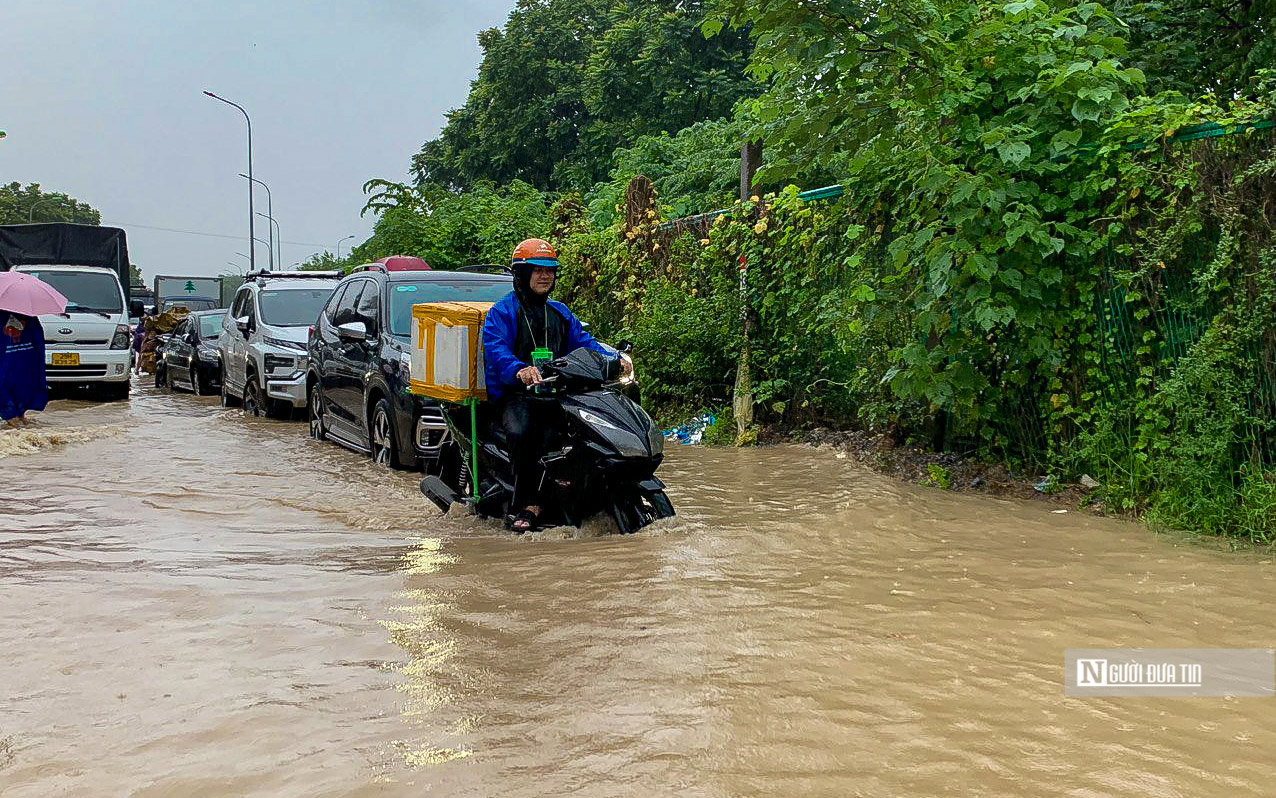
[521,257,560,270]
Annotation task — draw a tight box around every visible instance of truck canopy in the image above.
[0,223,132,304]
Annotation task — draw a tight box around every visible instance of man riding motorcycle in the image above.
[482,238,631,532]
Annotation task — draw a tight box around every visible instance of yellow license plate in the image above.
[52,353,80,366]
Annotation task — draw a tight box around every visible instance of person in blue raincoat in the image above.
[0,311,49,427]
[482,238,630,532]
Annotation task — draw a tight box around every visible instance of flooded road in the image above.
[3,380,1275,796]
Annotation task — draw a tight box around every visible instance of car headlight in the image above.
[263,353,295,372]
[110,324,131,349]
[263,336,307,352]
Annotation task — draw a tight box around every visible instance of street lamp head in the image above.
[202,90,217,98]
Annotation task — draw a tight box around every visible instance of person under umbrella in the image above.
[0,311,48,427]
[0,271,67,427]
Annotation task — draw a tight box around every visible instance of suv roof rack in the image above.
[245,269,342,282]
[453,264,512,274]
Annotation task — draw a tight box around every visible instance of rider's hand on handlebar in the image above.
[517,365,543,386]
[620,357,633,377]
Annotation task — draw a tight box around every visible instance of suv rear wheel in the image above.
[370,397,401,468]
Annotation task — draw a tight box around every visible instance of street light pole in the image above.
[205,90,255,272]
[336,234,356,261]
[28,195,65,222]
[257,213,281,268]
[240,173,276,270]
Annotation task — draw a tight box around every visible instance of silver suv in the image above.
[218,271,341,418]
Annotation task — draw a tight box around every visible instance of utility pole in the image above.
[733,139,763,440]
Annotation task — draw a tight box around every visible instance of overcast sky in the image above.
[1,0,512,281]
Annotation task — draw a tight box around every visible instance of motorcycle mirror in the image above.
[617,339,634,354]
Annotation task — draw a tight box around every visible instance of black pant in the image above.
[500,395,558,511]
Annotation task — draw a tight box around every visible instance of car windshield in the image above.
[165,297,218,312]
[21,270,123,314]
[198,314,224,338]
[258,287,334,326]
[389,280,511,336]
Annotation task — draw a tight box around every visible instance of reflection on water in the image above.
[383,539,470,766]
[2,379,1275,796]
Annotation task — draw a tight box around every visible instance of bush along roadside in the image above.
[551,119,1276,541]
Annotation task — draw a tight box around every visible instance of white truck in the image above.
[0,223,139,400]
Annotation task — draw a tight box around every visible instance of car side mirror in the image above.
[617,339,634,354]
[235,315,251,336]
[336,320,367,341]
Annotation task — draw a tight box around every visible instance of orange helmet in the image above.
[511,238,558,268]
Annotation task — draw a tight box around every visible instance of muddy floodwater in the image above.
[3,381,1275,797]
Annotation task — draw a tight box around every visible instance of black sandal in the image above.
[507,508,540,534]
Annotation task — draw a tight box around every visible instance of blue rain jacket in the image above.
[482,291,609,402]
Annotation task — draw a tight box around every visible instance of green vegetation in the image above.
[348,0,1274,540]
[1,182,145,285]
[411,0,755,192]
[0,182,101,226]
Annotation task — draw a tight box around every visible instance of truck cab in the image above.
[15,264,134,400]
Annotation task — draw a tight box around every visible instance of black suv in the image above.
[306,262,512,470]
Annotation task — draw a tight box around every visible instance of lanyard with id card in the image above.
[525,305,554,393]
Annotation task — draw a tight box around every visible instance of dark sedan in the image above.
[156,310,226,394]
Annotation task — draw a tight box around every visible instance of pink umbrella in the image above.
[0,270,69,316]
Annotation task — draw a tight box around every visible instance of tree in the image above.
[1112,0,1275,98]
[357,179,552,267]
[297,251,358,274]
[0,182,101,225]
[587,117,751,221]
[411,0,756,192]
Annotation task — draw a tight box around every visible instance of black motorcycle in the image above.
[419,346,674,534]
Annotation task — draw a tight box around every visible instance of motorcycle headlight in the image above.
[110,324,131,349]
[576,407,621,432]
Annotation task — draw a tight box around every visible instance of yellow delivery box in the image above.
[409,301,494,402]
